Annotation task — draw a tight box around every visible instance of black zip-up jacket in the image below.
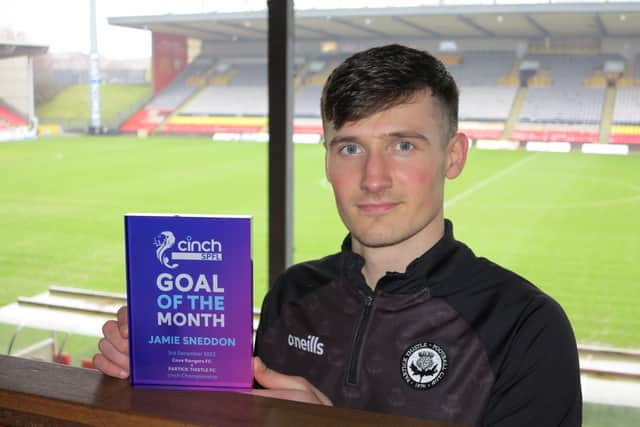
[254,220,582,426]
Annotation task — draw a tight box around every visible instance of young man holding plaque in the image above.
[94,44,582,426]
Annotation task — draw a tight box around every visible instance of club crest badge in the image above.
[401,342,447,390]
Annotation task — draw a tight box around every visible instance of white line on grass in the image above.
[445,153,538,209]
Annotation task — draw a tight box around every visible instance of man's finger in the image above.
[253,357,332,406]
[92,353,128,379]
[97,338,130,374]
[253,357,307,391]
[101,320,129,355]
[116,306,129,338]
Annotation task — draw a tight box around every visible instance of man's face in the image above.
[324,90,460,250]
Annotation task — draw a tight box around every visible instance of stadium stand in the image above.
[109,9,638,149]
[0,98,34,141]
[120,55,215,133]
[0,99,28,129]
[610,87,640,144]
[119,108,172,133]
[448,51,515,86]
[148,56,214,111]
[120,52,357,135]
[458,121,505,140]
[511,122,600,143]
[295,85,323,118]
[610,125,640,144]
[293,117,323,135]
[509,53,626,143]
[447,51,517,140]
[162,115,267,134]
[227,63,268,86]
[120,49,640,146]
[519,87,605,124]
[453,51,518,124]
[613,87,640,124]
[459,86,518,122]
[134,50,523,137]
[180,86,267,116]
[527,54,621,86]
[159,61,269,134]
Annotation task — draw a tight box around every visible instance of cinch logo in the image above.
[287,334,324,356]
[154,231,223,269]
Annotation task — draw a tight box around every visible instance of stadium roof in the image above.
[108,3,640,42]
[0,42,48,60]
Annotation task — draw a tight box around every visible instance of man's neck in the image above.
[352,217,445,289]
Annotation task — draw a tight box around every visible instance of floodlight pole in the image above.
[89,0,102,134]
[267,0,294,289]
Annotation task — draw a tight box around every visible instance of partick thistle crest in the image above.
[401,342,447,390]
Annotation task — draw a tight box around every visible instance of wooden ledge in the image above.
[0,355,460,427]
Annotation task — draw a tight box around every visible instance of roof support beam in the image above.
[457,15,494,37]
[267,0,294,289]
[331,16,391,38]
[391,16,442,38]
[295,23,337,39]
[594,13,607,37]
[525,15,551,38]
[172,22,233,40]
[215,21,268,39]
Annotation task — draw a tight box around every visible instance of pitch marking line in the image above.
[445,153,539,209]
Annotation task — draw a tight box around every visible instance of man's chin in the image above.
[351,230,406,249]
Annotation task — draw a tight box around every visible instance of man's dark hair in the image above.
[321,44,459,139]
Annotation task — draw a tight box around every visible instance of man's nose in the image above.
[360,150,392,193]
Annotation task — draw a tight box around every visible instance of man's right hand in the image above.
[92,305,130,379]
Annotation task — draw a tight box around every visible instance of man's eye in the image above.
[396,140,414,151]
[340,144,362,155]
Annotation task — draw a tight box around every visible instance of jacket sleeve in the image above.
[253,280,278,358]
[483,295,582,426]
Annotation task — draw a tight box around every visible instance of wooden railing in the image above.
[579,345,640,381]
[0,354,461,427]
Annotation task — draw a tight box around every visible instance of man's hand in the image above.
[251,357,332,406]
[92,305,130,379]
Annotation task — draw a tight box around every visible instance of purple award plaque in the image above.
[124,214,253,390]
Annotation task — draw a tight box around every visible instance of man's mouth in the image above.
[356,202,400,214]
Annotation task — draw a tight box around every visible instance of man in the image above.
[94,44,582,426]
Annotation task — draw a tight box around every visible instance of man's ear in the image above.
[324,149,331,183]
[323,123,335,183]
[445,132,469,179]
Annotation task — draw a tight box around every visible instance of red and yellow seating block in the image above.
[610,125,640,144]
[162,115,267,134]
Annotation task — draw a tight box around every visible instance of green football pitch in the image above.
[1,135,639,358]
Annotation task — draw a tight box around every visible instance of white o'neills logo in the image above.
[154,231,223,269]
[287,334,324,356]
[401,342,447,390]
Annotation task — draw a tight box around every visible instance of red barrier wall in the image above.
[610,134,640,144]
[511,128,598,143]
[120,109,171,133]
[0,106,27,126]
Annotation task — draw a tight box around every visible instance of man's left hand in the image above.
[251,357,333,406]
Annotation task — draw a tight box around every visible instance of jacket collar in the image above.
[340,219,472,295]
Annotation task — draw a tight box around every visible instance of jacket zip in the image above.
[346,293,374,385]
